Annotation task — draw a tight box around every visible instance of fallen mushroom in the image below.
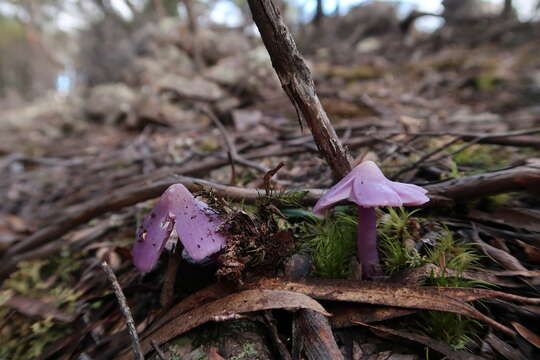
[132,184,227,273]
[313,161,429,278]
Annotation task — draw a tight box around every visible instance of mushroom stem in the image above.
[357,207,382,278]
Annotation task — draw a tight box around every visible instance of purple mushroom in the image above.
[132,184,227,273]
[313,161,429,278]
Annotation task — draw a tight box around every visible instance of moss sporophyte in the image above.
[313,161,429,278]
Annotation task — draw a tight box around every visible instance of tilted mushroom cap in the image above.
[313,161,429,215]
[133,184,226,273]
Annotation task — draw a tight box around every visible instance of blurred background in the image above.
[0,0,538,107]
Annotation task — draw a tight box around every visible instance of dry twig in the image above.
[101,261,144,360]
[247,0,351,180]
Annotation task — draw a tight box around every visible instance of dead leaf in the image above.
[252,278,540,304]
[120,289,329,359]
[511,322,540,349]
[4,215,29,233]
[475,236,528,271]
[141,282,233,339]
[390,264,522,288]
[4,295,74,323]
[469,208,540,233]
[494,270,540,277]
[250,278,540,334]
[516,240,540,265]
[484,333,527,360]
[354,322,483,360]
[329,304,415,328]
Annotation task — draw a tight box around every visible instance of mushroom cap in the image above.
[313,161,429,215]
[132,184,226,272]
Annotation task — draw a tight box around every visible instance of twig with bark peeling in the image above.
[101,261,144,360]
[247,0,351,180]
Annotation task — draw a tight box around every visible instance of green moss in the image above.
[424,229,478,273]
[469,193,513,212]
[302,211,357,278]
[452,144,509,170]
[258,190,309,208]
[378,207,425,274]
[420,231,483,350]
[419,311,481,350]
[0,250,83,359]
[474,73,500,91]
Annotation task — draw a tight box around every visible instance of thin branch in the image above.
[101,261,144,360]
[393,137,462,178]
[247,0,351,179]
[199,106,269,174]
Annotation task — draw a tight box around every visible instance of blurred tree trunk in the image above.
[313,0,324,26]
[183,0,204,71]
[152,0,166,19]
[501,0,514,19]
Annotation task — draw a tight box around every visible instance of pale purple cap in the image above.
[313,161,429,215]
[132,184,226,273]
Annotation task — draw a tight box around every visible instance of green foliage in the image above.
[419,311,482,350]
[302,211,357,278]
[378,207,480,276]
[378,207,424,274]
[424,229,478,273]
[0,250,83,359]
[452,144,509,170]
[420,232,483,350]
[474,73,500,91]
[260,190,309,208]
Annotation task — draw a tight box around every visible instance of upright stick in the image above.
[247,0,351,180]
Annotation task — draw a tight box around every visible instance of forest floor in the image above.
[1,16,540,360]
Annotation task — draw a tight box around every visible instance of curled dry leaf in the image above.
[119,289,329,359]
[354,322,484,360]
[141,282,233,339]
[516,240,540,265]
[511,322,540,349]
[476,237,528,271]
[251,278,540,334]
